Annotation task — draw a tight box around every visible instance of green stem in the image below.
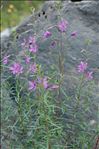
[75,75,85,109]
[16,79,24,131]
[43,94,51,149]
[57,6,64,102]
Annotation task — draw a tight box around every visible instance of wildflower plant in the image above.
[1,1,98,149]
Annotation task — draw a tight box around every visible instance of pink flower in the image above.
[37,77,59,90]
[9,62,23,75]
[57,20,68,32]
[85,71,93,80]
[71,31,77,38]
[3,55,10,64]
[21,37,38,53]
[29,44,38,53]
[25,56,31,64]
[43,31,52,38]
[28,36,38,53]
[42,77,48,89]
[28,81,36,91]
[29,63,37,73]
[77,61,88,73]
[29,36,36,44]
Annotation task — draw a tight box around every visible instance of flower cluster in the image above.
[9,62,23,75]
[29,36,38,53]
[2,16,95,148]
[2,18,93,96]
[21,36,38,53]
[57,19,68,32]
[77,61,88,73]
[77,61,93,80]
[29,81,36,91]
[29,77,59,91]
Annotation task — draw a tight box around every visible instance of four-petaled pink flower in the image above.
[25,56,31,64]
[3,55,10,64]
[28,81,36,91]
[43,31,52,38]
[9,62,23,75]
[29,63,37,73]
[77,61,88,73]
[71,31,77,38]
[85,71,93,80]
[57,20,68,32]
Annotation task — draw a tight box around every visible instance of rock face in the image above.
[1,0,99,148]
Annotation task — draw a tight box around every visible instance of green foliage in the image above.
[1,0,44,31]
